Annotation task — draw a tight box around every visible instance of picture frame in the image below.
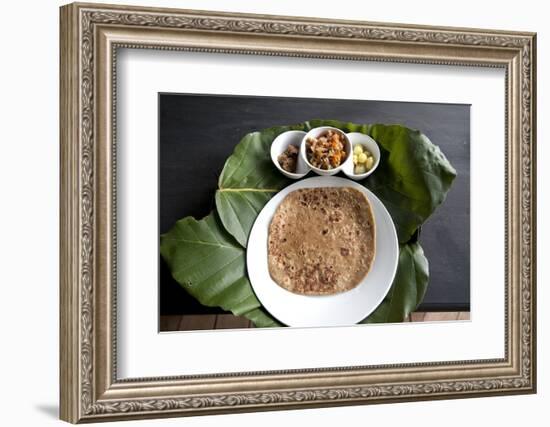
[59,2,536,423]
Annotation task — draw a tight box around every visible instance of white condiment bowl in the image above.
[342,132,381,181]
[270,130,311,179]
[300,126,352,176]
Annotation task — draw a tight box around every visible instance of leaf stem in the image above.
[218,188,279,192]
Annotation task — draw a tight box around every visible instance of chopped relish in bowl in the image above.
[306,130,347,170]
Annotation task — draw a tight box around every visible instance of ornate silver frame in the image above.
[60,2,536,423]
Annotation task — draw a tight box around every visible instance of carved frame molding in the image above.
[60,2,536,423]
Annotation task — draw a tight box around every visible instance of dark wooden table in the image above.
[159,93,471,326]
[160,312,471,332]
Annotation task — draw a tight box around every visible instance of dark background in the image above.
[159,93,470,315]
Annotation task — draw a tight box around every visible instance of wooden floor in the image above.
[160,311,470,332]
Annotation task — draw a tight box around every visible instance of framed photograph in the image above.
[158,93,471,331]
[60,2,537,423]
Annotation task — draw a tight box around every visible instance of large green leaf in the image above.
[163,120,456,326]
[160,212,281,327]
[362,241,429,323]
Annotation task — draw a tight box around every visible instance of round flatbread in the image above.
[267,187,376,295]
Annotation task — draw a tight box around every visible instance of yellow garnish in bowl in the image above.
[352,144,375,174]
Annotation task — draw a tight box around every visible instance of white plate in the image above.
[247,176,399,327]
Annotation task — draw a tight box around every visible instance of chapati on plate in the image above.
[267,187,376,295]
